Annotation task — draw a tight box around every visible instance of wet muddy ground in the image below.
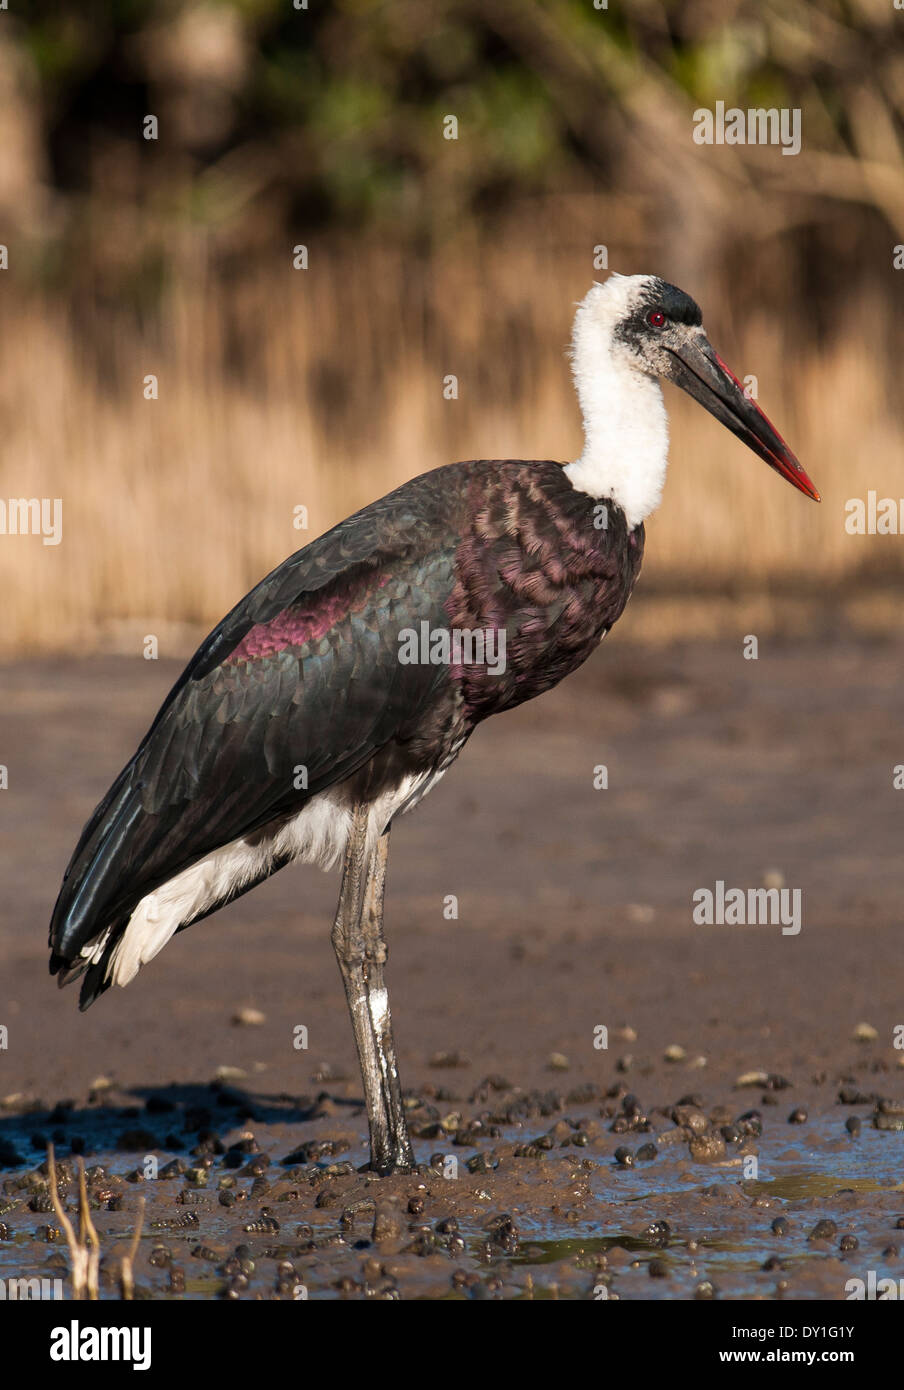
[1,631,902,1299]
[2,1078,904,1300]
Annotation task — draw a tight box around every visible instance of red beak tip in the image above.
[797,468,820,502]
[785,453,819,502]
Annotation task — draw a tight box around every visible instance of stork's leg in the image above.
[331,805,413,1174]
[359,824,414,1171]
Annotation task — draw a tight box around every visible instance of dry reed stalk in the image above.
[46,1144,100,1300]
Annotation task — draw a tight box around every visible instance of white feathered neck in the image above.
[564,276,669,529]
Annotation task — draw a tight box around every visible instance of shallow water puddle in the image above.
[454,1115,904,1298]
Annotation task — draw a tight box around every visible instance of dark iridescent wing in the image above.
[50,469,464,963]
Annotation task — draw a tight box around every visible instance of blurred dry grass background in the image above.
[2,238,900,657]
[0,0,902,656]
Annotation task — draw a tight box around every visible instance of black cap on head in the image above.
[641,278,703,327]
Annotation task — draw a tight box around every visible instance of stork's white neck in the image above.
[564,285,669,529]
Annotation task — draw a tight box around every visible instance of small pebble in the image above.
[232,1007,266,1027]
[428,1050,470,1068]
[672,1105,707,1135]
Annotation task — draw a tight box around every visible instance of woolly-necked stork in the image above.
[50,275,819,1174]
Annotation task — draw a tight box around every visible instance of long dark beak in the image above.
[666,333,820,502]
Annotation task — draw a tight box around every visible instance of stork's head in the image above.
[570,274,819,507]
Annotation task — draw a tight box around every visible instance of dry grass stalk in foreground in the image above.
[119,1196,145,1301]
[47,1144,100,1300]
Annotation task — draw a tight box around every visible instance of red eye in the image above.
[648,309,666,328]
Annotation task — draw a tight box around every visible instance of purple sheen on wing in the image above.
[226,575,390,664]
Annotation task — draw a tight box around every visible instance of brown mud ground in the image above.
[0,635,902,1300]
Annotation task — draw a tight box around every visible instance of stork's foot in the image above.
[365,1118,415,1176]
[367,1155,414,1177]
